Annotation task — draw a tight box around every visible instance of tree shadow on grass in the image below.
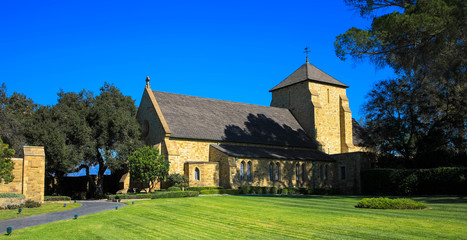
[235,194,364,200]
[412,196,467,204]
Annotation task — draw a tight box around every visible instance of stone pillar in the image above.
[22,146,45,202]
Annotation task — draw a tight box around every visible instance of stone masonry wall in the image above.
[184,162,219,187]
[0,146,45,202]
[0,158,23,194]
[0,198,25,209]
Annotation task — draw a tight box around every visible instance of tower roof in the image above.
[269,62,348,91]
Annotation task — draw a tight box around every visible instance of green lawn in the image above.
[0,203,81,221]
[2,196,466,239]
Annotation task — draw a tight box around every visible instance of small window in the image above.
[194,168,200,181]
[247,162,252,181]
[340,166,346,180]
[327,89,330,104]
[269,163,273,181]
[296,164,299,181]
[275,163,280,181]
[240,161,245,181]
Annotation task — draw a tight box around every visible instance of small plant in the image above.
[355,197,427,209]
[240,185,252,194]
[271,187,278,194]
[167,186,182,191]
[281,188,288,194]
[0,193,25,198]
[167,173,189,190]
[44,196,72,201]
[22,200,41,208]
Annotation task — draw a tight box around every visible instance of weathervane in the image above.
[304,46,310,63]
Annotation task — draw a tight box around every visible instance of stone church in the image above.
[136,58,370,193]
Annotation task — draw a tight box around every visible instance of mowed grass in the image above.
[0,203,81,221]
[2,196,466,239]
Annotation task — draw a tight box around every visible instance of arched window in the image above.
[269,163,273,181]
[296,164,299,181]
[240,161,245,181]
[247,162,252,181]
[302,163,306,182]
[194,167,200,181]
[275,163,280,181]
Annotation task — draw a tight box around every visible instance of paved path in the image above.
[0,200,126,234]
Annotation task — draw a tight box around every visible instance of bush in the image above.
[186,186,222,191]
[281,188,288,194]
[0,193,25,198]
[167,173,189,189]
[199,189,241,195]
[22,200,41,208]
[44,196,72,201]
[240,185,252,194]
[263,187,271,194]
[271,187,279,194]
[167,186,182,191]
[361,167,467,195]
[355,197,427,209]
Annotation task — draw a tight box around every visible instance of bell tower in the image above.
[270,58,356,154]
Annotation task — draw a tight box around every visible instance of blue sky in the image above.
[1,0,394,121]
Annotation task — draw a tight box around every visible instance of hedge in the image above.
[237,186,332,195]
[355,197,427,209]
[0,193,25,199]
[186,186,223,191]
[199,189,241,195]
[108,191,199,201]
[361,167,467,195]
[44,196,72,201]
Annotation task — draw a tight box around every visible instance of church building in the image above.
[136,58,368,193]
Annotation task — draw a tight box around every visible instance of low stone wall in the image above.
[0,198,25,209]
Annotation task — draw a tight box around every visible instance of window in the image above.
[296,164,299,181]
[194,168,200,181]
[302,163,306,182]
[327,89,330,103]
[275,163,280,181]
[269,163,273,181]
[240,161,245,181]
[340,166,346,180]
[247,162,252,181]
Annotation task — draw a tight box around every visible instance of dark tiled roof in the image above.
[211,144,335,162]
[270,62,348,91]
[153,91,318,148]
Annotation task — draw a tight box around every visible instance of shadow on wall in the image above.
[222,113,319,148]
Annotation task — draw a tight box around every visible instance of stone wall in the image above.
[0,146,45,202]
[332,151,376,194]
[184,161,219,187]
[0,197,25,209]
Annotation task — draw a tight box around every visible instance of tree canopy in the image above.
[128,146,169,192]
[0,138,15,184]
[335,0,466,165]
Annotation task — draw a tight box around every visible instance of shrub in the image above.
[281,188,288,194]
[263,187,271,194]
[44,196,72,201]
[0,193,25,199]
[199,189,242,195]
[167,186,182,191]
[355,197,427,209]
[240,185,252,194]
[288,187,300,194]
[22,200,41,208]
[271,187,278,194]
[167,173,189,189]
[313,188,326,195]
[186,186,222,191]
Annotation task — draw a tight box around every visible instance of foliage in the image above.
[166,173,189,189]
[0,83,37,157]
[167,186,182,191]
[281,188,288,194]
[355,197,427,209]
[0,193,24,198]
[361,167,467,195]
[335,0,467,163]
[186,186,223,191]
[44,196,72,201]
[199,189,241,195]
[22,200,41,208]
[129,146,168,192]
[0,138,15,183]
[150,191,199,199]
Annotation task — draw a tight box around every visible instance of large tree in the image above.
[0,138,15,184]
[335,0,466,165]
[0,84,37,157]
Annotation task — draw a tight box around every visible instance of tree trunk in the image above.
[94,160,107,198]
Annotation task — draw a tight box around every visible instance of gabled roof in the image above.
[153,91,318,148]
[211,144,335,162]
[270,61,348,91]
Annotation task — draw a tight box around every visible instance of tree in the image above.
[128,146,169,192]
[0,137,15,184]
[0,83,37,157]
[167,173,189,190]
[335,0,466,165]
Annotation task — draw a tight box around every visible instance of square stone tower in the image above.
[270,58,356,154]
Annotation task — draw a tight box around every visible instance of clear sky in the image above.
[1,0,394,120]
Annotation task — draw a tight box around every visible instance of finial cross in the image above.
[304,46,310,62]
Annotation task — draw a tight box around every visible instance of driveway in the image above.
[0,200,127,234]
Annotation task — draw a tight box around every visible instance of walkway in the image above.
[0,200,127,234]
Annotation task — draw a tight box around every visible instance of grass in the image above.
[0,203,81,221]
[1,196,466,239]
